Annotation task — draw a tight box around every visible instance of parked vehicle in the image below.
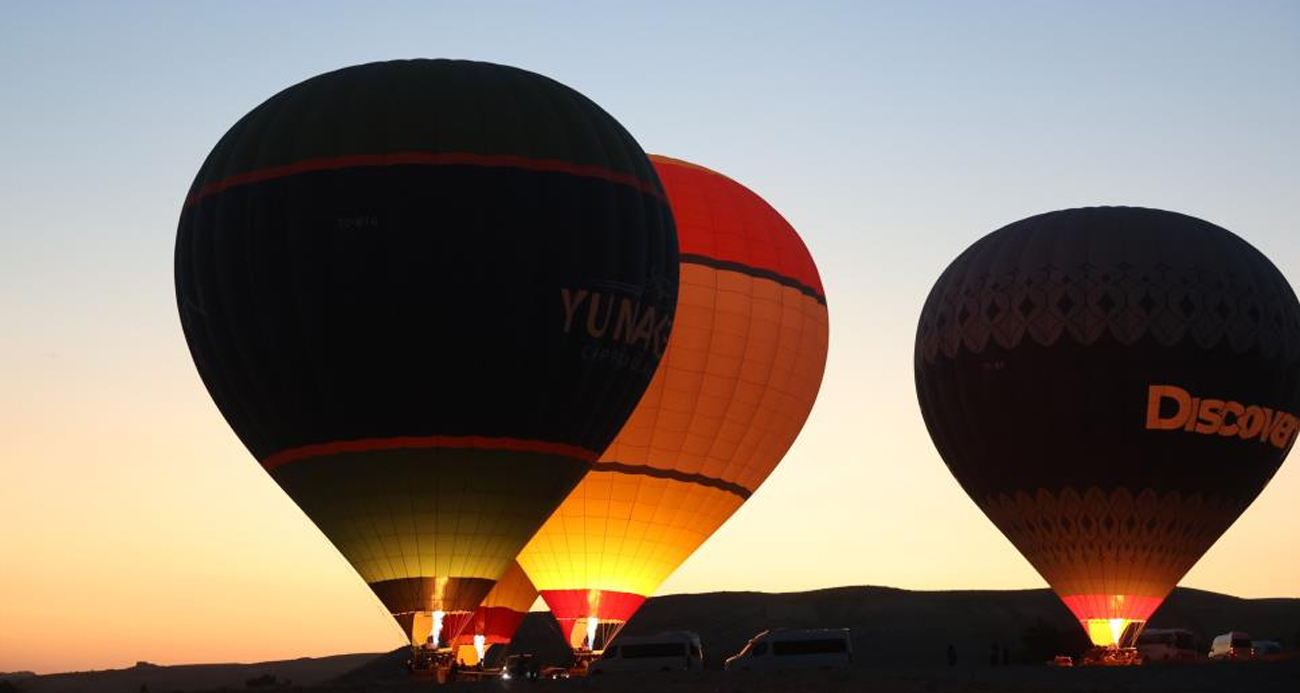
[501,654,539,681]
[1252,640,1283,658]
[1209,632,1254,660]
[724,628,852,671]
[588,631,703,674]
[1136,628,1199,663]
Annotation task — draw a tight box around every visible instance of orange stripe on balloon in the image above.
[185,151,665,208]
[262,435,599,470]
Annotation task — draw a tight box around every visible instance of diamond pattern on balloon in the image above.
[980,486,1248,602]
[918,259,1300,364]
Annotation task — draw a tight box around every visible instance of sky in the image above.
[1,0,1298,674]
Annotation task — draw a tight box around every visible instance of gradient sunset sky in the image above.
[2,0,1298,674]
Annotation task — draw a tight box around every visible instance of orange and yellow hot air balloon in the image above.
[517,155,829,653]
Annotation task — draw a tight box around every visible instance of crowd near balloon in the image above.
[175,58,1299,673]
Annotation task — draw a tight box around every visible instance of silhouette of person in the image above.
[990,642,999,666]
[947,643,957,667]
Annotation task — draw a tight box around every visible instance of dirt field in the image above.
[9,585,1298,693]
[323,661,1300,693]
[12,658,1300,693]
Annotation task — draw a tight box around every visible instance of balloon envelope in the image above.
[449,561,538,666]
[175,59,677,645]
[915,207,1300,647]
[517,155,829,651]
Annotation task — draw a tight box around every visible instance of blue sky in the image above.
[1,0,1298,671]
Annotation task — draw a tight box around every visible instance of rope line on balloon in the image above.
[593,461,753,500]
[735,280,816,490]
[330,77,410,616]
[611,249,736,609]
[679,253,826,306]
[730,278,790,491]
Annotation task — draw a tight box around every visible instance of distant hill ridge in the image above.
[14,585,1300,691]
[14,654,377,693]
[508,585,1300,668]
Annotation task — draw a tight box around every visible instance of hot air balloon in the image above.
[915,207,1300,651]
[175,59,678,650]
[517,155,829,656]
[447,561,538,666]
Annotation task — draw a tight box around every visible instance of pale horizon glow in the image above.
[2,0,1298,675]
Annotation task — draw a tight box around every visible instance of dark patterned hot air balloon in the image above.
[175,59,678,648]
[518,155,829,654]
[915,207,1300,649]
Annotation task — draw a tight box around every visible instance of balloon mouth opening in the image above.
[1060,593,1162,648]
[1082,618,1146,648]
[565,615,628,653]
[541,588,645,652]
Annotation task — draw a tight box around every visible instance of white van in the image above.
[724,628,852,671]
[1208,631,1254,660]
[1136,628,1199,663]
[587,631,703,674]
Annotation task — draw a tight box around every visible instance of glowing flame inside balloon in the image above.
[1108,618,1125,646]
[431,610,446,648]
[473,634,486,662]
[586,616,598,651]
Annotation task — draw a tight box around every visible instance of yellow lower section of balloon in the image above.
[519,471,743,595]
[1084,618,1146,648]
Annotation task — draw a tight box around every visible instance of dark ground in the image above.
[506,585,1300,670]
[336,661,1300,693]
[9,585,1299,693]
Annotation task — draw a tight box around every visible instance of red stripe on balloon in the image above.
[450,606,529,646]
[651,154,826,298]
[1059,593,1164,622]
[262,435,599,470]
[184,151,665,208]
[540,588,647,636]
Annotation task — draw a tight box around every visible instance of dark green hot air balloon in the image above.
[915,207,1300,652]
[175,59,678,647]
